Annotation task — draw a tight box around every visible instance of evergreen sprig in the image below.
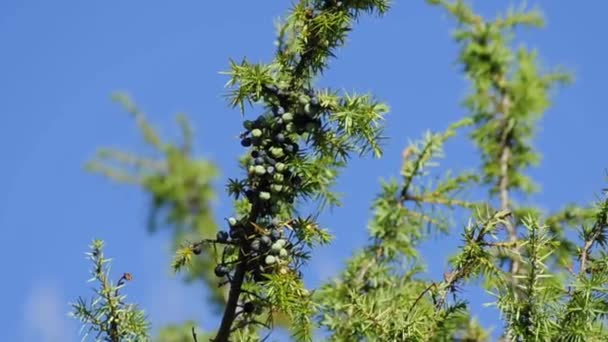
[71,240,149,342]
[206,1,391,341]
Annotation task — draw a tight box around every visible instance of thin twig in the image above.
[404,283,436,322]
[191,326,198,342]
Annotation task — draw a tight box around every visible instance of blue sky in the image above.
[1,1,607,341]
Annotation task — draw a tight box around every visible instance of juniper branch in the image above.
[579,195,608,274]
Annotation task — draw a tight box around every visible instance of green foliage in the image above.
[87,94,224,307]
[73,1,608,342]
[71,240,149,342]
[430,0,571,197]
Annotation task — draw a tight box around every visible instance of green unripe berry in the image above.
[273,173,284,183]
[248,165,256,174]
[275,163,286,172]
[228,217,238,227]
[271,184,283,193]
[299,94,310,104]
[270,147,284,158]
[254,165,266,175]
[285,123,295,132]
[271,242,282,253]
[251,128,263,138]
[304,103,313,115]
[275,239,286,248]
[281,112,293,122]
[265,255,277,265]
[279,248,288,258]
[259,191,271,201]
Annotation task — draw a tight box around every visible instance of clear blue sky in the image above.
[1,1,607,341]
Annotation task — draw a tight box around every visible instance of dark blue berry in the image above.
[250,239,261,251]
[260,235,272,246]
[214,264,229,277]
[251,150,259,158]
[265,156,276,166]
[266,84,278,93]
[243,301,256,313]
[230,228,242,239]
[275,133,285,143]
[254,157,265,165]
[270,229,282,240]
[243,120,254,130]
[285,143,299,154]
[192,245,202,255]
[254,117,265,128]
[216,231,229,243]
[253,271,267,282]
[241,138,252,147]
[274,106,285,117]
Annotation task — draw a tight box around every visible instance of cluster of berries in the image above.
[214,217,292,283]
[239,87,323,215]
[212,86,323,284]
